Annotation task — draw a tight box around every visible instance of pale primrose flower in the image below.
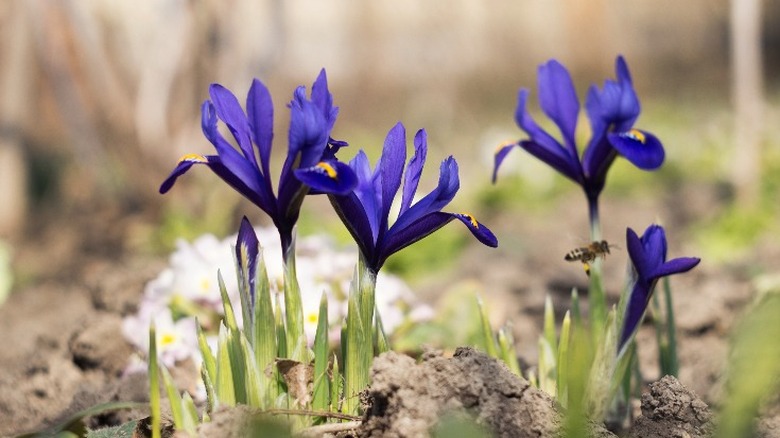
[122,306,198,368]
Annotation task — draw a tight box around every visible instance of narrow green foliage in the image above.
[160,366,184,428]
[344,269,367,415]
[563,320,594,438]
[312,292,331,413]
[201,366,216,414]
[497,324,521,376]
[557,311,571,408]
[238,331,265,408]
[148,324,161,438]
[196,321,217,388]
[215,323,236,406]
[253,253,277,401]
[283,245,307,363]
[331,354,342,413]
[716,293,780,438]
[218,271,239,333]
[655,276,678,376]
[374,308,390,355]
[476,295,498,358]
[275,293,288,358]
[543,295,557,358]
[537,336,557,396]
[159,365,199,436]
[570,288,581,327]
[181,392,200,433]
[588,259,607,343]
[227,329,248,405]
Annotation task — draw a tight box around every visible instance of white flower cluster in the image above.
[122,227,431,369]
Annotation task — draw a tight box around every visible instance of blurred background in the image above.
[0,0,778,297]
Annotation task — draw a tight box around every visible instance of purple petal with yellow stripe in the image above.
[294,160,357,196]
[608,129,664,170]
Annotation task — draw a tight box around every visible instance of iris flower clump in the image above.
[327,122,498,413]
[493,56,664,232]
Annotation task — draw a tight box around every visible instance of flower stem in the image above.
[587,195,607,338]
[283,233,307,363]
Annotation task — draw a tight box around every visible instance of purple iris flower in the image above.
[618,225,700,353]
[160,70,357,254]
[329,122,498,274]
[493,56,664,212]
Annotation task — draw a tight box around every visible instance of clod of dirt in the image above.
[192,405,293,438]
[627,375,715,438]
[358,347,603,438]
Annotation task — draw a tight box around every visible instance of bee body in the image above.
[564,240,612,276]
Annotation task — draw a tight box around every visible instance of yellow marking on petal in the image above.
[316,162,338,179]
[179,153,207,163]
[495,140,517,155]
[461,213,479,228]
[626,129,646,144]
[306,312,318,324]
[160,333,176,346]
[200,278,210,292]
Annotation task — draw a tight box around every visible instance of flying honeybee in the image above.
[564,240,614,276]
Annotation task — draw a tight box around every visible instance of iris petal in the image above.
[379,123,407,231]
[537,60,580,155]
[400,129,427,215]
[608,130,664,170]
[294,160,358,195]
[209,84,256,167]
[492,141,518,183]
[390,157,459,234]
[654,257,701,278]
[247,79,274,181]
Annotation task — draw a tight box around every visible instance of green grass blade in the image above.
[253,251,277,398]
[218,270,239,333]
[571,288,581,328]
[476,295,498,358]
[275,291,288,359]
[283,242,307,363]
[148,324,161,438]
[330,354,341,413]
[716,293,780,438]
[181,392,200,434]
[196,320,216,388]
[238,331,264,408]
[374,306,390,355]
[227,328,248,405]
[215,323,236,406]
[160,365,184,428]
[497,324,521,376]
[343,269,366,415]
[543,294,557,358]
[201,365,217,414]
[312,292,330,413]
[537,335,557,396]
[557,311,571,408]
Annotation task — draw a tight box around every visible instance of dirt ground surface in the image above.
[1,185,779,436]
